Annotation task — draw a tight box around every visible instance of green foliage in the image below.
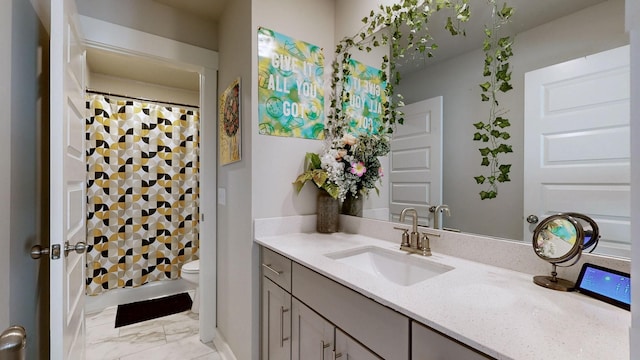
[293,153,340,199]
[472,0,514,200]
[328,0,471,140]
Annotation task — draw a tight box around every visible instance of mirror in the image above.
[359,0,630,258]
[532,213,584,291]
[532,212,599,291]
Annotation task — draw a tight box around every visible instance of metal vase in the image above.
[316,190,340,233]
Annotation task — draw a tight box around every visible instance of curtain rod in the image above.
[86,89,199,109]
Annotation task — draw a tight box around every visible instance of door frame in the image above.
[79,15,219,342]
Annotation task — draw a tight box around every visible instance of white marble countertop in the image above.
[254,218,630,360]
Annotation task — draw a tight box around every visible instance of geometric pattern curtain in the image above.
[85,95,200,295]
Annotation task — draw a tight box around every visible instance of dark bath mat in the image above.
[115,292,192,328]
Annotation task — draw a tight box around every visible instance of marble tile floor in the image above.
[86,303,221,360]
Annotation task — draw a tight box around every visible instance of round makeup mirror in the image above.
[532,213,585,291]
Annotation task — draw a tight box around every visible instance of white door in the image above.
[524,45,630,257]
[50,0,87,358]
[389,97,443,226]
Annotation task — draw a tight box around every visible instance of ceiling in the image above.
[86,0,608,89]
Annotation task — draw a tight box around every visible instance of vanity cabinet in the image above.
[335,329,381,360]
[291,298,380,360]
[291,298,333,360]
[261,248,293,360]
[262,278,291,360]
[412,321,491,360]
[261,246,491,360]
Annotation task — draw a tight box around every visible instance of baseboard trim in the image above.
[213,329,237,360]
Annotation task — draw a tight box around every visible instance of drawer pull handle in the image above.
[262,263,283,276]
[280,306,290,347]
[321,340,331,360]
[333,350,342,360]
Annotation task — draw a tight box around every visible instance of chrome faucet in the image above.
[399,208,419,248]
[429,204,451,229]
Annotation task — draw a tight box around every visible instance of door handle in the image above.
[31,244,61,260]
[321,340,331,360]
[526,214,539,224]
[64,241,87,256]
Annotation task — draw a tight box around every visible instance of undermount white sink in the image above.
[325,246,453,286]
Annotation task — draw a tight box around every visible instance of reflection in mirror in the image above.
[359,0,630,258]
[531,213,598,291]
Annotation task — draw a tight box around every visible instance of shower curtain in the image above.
[85,95,200,295]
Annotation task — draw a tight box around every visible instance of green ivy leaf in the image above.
[497,173,511,182]
[499,164,511,174]
[499,81,513,92]
[473,132,483,141]
[479,147,491,156]
[481,157,490,166]
[473,121,485,129]
[474,176,486,184]
[479,82,491,92]
[482,134,489,142]
[481,94,490,102]
[493,117,510,128]
[496,144,513,154]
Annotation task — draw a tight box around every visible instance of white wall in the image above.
[1,0,46,358]
[627,0,639,356]
[77,0,219,51]
[88,73,200,106]
[0,0,12,334]
[216,0,253,358]
[397,0,628,240]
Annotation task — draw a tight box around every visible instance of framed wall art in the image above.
[219,77,241,165]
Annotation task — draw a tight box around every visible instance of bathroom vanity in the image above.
[255,215,630,360]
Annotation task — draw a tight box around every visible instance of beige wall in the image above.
[397,0,628,240]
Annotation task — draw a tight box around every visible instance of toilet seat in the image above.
[182,259,199,274]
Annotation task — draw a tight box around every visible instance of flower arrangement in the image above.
[294,132,390,201]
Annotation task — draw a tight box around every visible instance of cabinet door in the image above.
[291,298,334,360]
[412,321,491,360]
[263,278,292,360]
[334,329,382,360]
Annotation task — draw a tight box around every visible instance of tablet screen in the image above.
[576,263,630,310]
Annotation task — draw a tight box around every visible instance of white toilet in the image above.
[181,259,200,314]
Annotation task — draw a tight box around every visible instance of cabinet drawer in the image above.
[412,321,493,360]
[292,263,410,360]
[261,247,292,292]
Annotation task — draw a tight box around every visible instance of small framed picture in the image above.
[219,78,241,165]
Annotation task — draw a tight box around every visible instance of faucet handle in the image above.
[420,233,432,256]
[393,227,410,247]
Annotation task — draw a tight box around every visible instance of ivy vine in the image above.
[327,0,471,140]
[472,1,514,200]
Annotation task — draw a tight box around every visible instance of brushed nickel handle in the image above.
[321,340,331,360]
[64,241,86,256]
[262,263,283,276]
[30,245,49,259]
[280,306,289,347]
[333,350,342,360]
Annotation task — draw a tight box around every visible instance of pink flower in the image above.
[350,161,366,177]
[378,167,384,178]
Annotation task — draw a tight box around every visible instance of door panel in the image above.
[291,298,334,360]
[389,96,443,226]
[50,0,87,358]
[524,45,630,257]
